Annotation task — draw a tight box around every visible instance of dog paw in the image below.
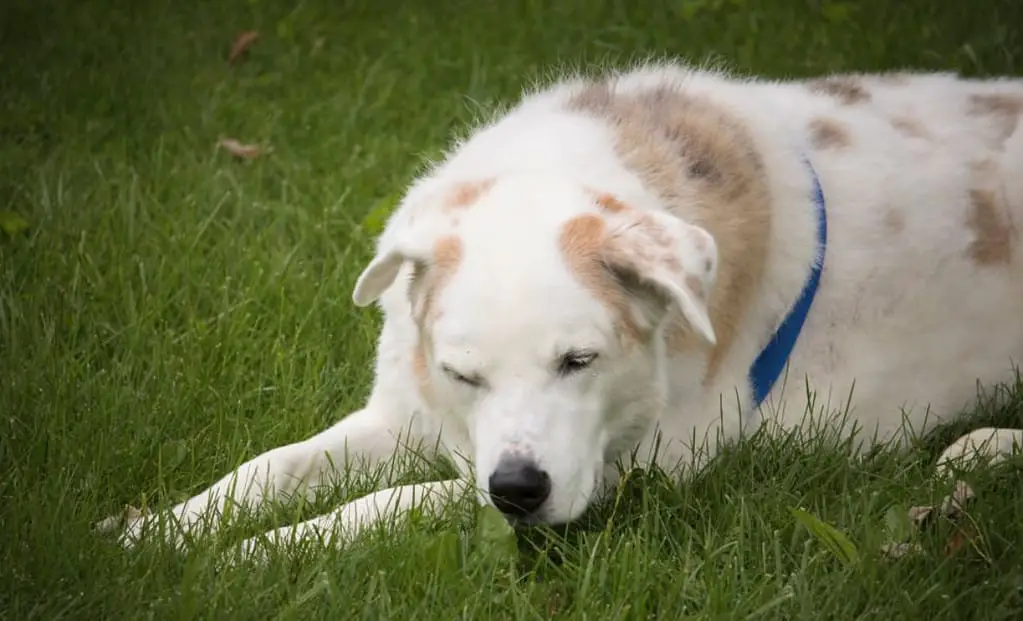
[94,504,150,549]
[95,505,188,550]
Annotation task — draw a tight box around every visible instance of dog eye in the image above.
[557,351,598,377]
[441,364,484,388]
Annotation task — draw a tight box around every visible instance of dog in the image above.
[98,62,1023,556]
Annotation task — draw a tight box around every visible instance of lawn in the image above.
[2,0,1023,618]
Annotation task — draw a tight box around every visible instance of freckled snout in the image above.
[488,456,552,518]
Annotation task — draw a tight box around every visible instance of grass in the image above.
[2,0,1023,618]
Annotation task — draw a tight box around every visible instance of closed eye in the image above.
[441,364,486,388]
[556,350,599,377]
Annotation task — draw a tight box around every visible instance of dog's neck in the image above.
[745,158,828,408]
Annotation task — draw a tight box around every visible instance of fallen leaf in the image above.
[228,30,260,64]
[881,479,980,560]
[217,137,269,160]
[0,210,29,236]
[944,523,982,556]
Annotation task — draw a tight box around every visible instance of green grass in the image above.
[2,0,1023,618]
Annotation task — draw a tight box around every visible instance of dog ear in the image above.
[601,200,718,345]
[352,249,407,307]
[352,198,449,308]
[353,177,497,307]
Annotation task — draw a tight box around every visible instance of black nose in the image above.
[488,458,552,517]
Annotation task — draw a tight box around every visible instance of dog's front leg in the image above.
[97,403,437,550]
[233,479,471,561]
[934,427,1023,478]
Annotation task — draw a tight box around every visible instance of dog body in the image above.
[103,63,1023,552]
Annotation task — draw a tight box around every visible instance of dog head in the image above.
[352,173,718,524]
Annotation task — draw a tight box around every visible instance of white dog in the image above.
[100,62,1023,555]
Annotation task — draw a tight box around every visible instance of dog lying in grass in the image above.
[99,61,1023,557]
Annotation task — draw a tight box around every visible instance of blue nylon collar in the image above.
[747,159,828,409]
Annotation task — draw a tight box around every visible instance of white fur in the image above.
[100,62,1023,556]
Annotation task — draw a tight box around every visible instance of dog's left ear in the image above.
[601,202,719,345]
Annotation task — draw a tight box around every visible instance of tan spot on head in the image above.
[410,235,463,327]
[806,76,871,104]
[809,118,851,150]
[595,192,629,213]
[968,93,1022,149]
[884,209,905,234]
[568,80,771,384]
[408,238,465,402]
[558,214,645,344]
[966,188,1016,266]
[890,116,931,140]
[443,179,495,211]
[433,235,462,270]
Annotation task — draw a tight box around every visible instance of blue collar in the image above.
[747,159,828,410]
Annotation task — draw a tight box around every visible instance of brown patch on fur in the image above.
[806,76,871,104]
[407,236,464,403]
[412,345,429,381]
[410,235,463,327]
[809,118,851,149]
[966,188,1016,266]
[444,179,495,211]
[558,214,646,343]
[567,81,772,384]
[890,116,931,140]
[884,209,905,234]
[595,192,628,213]
[968,94,1022,149]
[411,344,431,398]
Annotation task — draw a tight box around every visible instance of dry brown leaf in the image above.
[883,479,981,560]
[217,137,269,160]
[944,525,982,556]
[228,30,260,64]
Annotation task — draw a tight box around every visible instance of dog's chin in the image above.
[501,502,592,529]
[504,512,569,530]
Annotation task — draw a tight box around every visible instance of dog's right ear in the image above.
[352,251,406,307]
[353,177,495,307]
[352,209,439,307]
